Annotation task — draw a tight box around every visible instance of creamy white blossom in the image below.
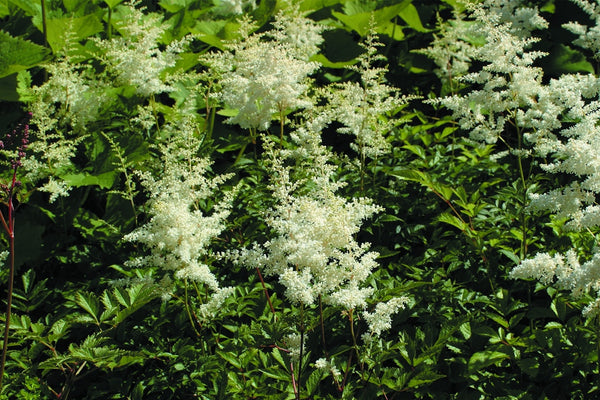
[444,0,600,318]
[362,297,410,336]
[124,122,235,320]
[205,11,323,130]
[230,128,385,309]
[511,249,600,318]
[95,2,189,97]
[325,33,412,159]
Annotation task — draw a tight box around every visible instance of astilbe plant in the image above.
[229,124,408,396]
[324,32,408,161]
[202,8,324,138]
[16,0,191,204]
[508,0,600,319]
[0,113,30,391]
[430,0,600,319]
[94,1,190,98]
[124,120,235,331]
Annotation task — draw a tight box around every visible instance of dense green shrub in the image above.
[1,0,600,399]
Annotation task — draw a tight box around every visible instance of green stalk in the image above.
[0,218,14,391]
[296,304,305,400]
[0,171,18,391]
[183,282,201,337]
[41,0,48,48]
[516,124,528,259]
[319,295,327,355]
[107,6,112,40]
[348,309,364,379]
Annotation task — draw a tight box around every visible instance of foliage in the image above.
[0,0,599,399]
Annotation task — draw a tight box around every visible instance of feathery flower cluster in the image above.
[563,0,600,59]
[314,357,341,380]
[17,1,191,203]
[511,250,600,317]
[325,33,410,159]
[428,0,549,144]
[415,13,475,91]
[362,296,410,336]
[124,122,235,320]
[230,127,383,311]
[95,1,189,97]
[433,0,600,318]
[204,10,323,130]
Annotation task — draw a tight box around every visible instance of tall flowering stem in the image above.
[0,113,31,391]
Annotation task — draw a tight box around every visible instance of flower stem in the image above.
[255,267,276,317]
[0,178,17,391]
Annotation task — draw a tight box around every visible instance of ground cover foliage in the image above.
[1,0,600,398]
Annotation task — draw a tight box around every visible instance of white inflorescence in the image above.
[204,10,323,131]
[124,122,235,320]
[230,124,406,330]
[428,0,600,318]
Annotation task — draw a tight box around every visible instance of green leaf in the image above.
[45,14,104,53]
[0,73,19,101]
[74,292,101,325]
[7,0,40,16]
[544,44,594,75]
[437,213,469,232]
[62,171,117,189]
[398,3,428,32]
[104,0,124,9]
[467,351,510,375]
[305,369,323,396]
[218,350,242,369]
[406,370,445,388]
[0,30,50,78]
[332,1,412,36]
[158,0,193,13]
[299,0,343,12]
[0,2,8,18]
[311,53,358,69]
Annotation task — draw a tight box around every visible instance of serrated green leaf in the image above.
[437,213,469,232]
[467,351,510,375]
[0,2,8,18]
[299,0,343,12]
[311,53,358,69]
[45,14,103,53]
[7,0,39,16]
[0,30,50,78]
[218,350,242,369]
[545,44,594,75]
[61,171,116,189]
[0,73,18,101]
[104,0,125,9]
[74,292,101,324]
[398,3,428,32]
[332,1,411,36]
[406,370,445,388]
[305,369,323,396]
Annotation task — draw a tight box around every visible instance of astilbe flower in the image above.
[21,71,85,202]
[428,0,550,145]
[95,1,189,97]
[563,0,600,60]
[203,10,323,131]
[362,296,410,337]
[124,121,235,320]
[324,32,412,159]
[231,125,382,309]
[433,0,600,318]
[415,13,476,93]
[213,0,256,16]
